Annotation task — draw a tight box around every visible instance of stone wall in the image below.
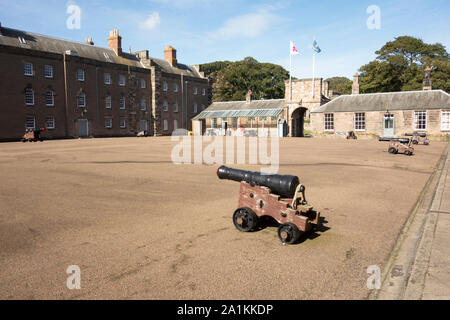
[311,109,450,140]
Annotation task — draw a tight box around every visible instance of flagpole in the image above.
[289,50,292,102]
[312,51,316,98]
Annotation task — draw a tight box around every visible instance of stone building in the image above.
[310,70,450,139]
[136,46,210,135]
[0,24,210,141]
[192,78,330,137]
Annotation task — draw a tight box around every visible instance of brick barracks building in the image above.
[0,24,210,141]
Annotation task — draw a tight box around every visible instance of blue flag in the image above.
[313,40,321,53]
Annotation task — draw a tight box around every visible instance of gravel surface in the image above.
[0,137,445,299]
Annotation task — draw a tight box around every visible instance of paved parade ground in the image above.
[0,137,447,299]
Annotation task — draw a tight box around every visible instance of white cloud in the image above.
[140,12,161,30]
[207,8,281,40]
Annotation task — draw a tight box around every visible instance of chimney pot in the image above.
[164,45,177,67]
[352,72,360,95]
[107,29,122,56]
[85,37,94,45]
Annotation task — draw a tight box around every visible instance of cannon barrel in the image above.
[217,166,300,198]
[379,137,410,143]
[405,132,427,137]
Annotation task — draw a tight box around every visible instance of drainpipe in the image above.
[95,66,100,137]
[63,53,69,137]
[185,80,188,130]
[181,74,184,129]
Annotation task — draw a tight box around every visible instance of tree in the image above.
[200,57,289,102]
[359,36,450,93]
[325,77,352,95]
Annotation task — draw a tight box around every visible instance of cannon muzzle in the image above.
[217,166,300,198]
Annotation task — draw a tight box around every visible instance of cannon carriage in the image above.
[405,133,430,145]
[379,137,414,156]
[217,166,321,244]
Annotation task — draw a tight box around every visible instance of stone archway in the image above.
[290,107,307,137]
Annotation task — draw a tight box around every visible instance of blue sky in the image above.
[1,0,449,79]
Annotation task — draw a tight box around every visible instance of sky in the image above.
[0,0,449,79]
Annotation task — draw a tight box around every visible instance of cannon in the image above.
[346,131,357,140]
[21,128,46,142]
[379,137,414,156]
[217,166,321,244]
[405,133,430,145]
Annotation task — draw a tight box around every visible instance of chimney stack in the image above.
[164,46,177,67]
[0,22,2,35]
[423,66,432,91]
[352,72,360,95]
[107,29,122,56]
[246,90,253,103]
[85,37,94,45]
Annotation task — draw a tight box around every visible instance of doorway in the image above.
[384,114,394,137]
[291,107,307,137]
[77,119,89,137]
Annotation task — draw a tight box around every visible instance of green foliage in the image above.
[325,77,352,94]
[359,36,450,93]
[200,57,289,102]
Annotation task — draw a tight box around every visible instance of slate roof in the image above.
[192,99,285,120]
[0,26,205,77]
[0,27,143,68]
[149,57,203,78]
[312,90,450,113]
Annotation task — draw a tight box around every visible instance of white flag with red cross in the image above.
[290,41,300,55]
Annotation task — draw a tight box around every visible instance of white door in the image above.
[384,115,394,137]
[77,119,88,137]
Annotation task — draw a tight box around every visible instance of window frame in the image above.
[202,88,206,96]
[163,101,169,112]
[354,112,366,131]
[163,82,168,92]
[174,119,178,130]
[119,75,126,86]
[163,119,168,131]
[77,69,85,82]
[414,111,427,131]
[25,89,35,106]
[78,93,86,108]
[194,87,198,95]
[119,117,126,129]
[45,91,55,107]
[24,62,33,76]
[174,83,178,93]
[441,110,450,131]
[174,103,178,113]
[324,113,334,131]
[44,65,53,78]
[105,118,113,129]
[119,96,126,110]
[25,116,35,130]
[45,116,55,130]
[104,73,111,85]
[140,98,147,111]
[105,96,112,109]
[140,79,146,89]
[193,103,198,113]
